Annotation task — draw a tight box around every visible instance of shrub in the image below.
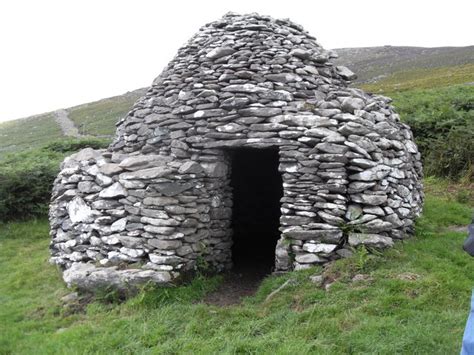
[43,137,110,153]
[0,150,62,220]
[391,85,474,180]
[421,126,474,180]
[0,138,110,221]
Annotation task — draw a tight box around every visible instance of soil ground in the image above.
[203,261,271,306]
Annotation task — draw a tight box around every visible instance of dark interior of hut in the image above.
[229,148,283,275]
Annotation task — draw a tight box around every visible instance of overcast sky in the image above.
[0,0,473,122]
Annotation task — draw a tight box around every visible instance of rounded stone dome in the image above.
[49,13,423,290]
[111,12,372,153]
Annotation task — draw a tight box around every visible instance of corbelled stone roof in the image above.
[111,12,367,153]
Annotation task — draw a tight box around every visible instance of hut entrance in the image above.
[229,148,283,274]
[204,148,283,305]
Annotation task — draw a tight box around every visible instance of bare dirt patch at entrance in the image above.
[203,262,271,306]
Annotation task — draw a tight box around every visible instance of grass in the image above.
[0,90,143,159]
[0,137,111,221]
[336,46,474,85]
[424,176,474,206]
[0,181,473,354]
[0,113,63,159]
[361,63,474,93]
[68,90,144,137]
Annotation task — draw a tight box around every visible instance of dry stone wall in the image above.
[49,13,423,290]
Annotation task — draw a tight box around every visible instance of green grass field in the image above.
[0,113,64,158]
[68,90,144,137]
[0,90,143,160]
[361,63,474,93]
[1,180,472,354]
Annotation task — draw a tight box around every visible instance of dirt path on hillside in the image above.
[54,109,81,137]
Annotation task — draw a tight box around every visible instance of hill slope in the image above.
[0,113,63,157]
[333,45,474,84]
[0,89,145,159]
[67,88,146,136]
[0,46,473,160]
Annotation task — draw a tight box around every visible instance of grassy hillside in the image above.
[334,46,474,84]
[0,181,472,353]
[361,63,474,93]
[0,46,472,179]
[0,89,144,160]
[0,113,63,157]
[68,89,145,137]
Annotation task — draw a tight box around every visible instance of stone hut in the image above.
[49,13,423,290]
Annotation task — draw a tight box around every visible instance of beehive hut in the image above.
[49,13,423,290]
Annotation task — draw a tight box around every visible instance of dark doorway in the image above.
[204,148,283,306]
[229,148,283,274]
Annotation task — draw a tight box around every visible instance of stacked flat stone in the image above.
[49,12,423,290]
